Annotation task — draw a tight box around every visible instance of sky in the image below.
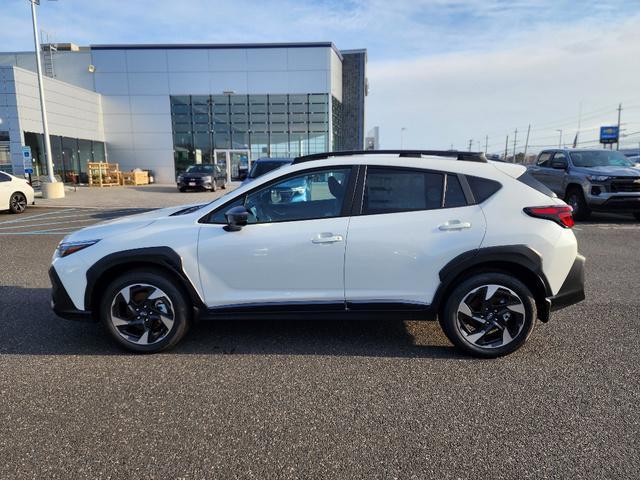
[2,0,640,154]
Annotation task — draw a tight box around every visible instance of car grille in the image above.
[610,178,640,193]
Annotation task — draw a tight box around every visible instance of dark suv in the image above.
[177,164,227,192]
[527,149,640,220]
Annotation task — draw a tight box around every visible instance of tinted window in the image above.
[0,172,10,182]
[230,168,352,224]
[467,176,502,203]
[517,172,557,198]
[248,161,288,179]
[186,165,214,174]
[444,175,467,208]
[537,152,553,167]
[363,168,443,215]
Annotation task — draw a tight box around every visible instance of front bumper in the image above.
[177,178,213,190]
[49,266,93,322]
[548,254,586,313]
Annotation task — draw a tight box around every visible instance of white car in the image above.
[0,171,34,214]
[49,150,585,357]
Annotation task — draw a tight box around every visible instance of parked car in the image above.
[50,150,584,358]
[0,171,35,214]
[527,149,640,220]
[241,157,292,186]
[177,164,226,192]
[626,155,640,167]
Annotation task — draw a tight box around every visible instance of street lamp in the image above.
[400,127,407,149]
[556,129,563,148]
[28,0,64,198]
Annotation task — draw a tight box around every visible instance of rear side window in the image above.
[444,175,467,208]
[537,152,552,167]
[363,167,443,214]
[467,176,502,203]
[0,172,10,182]
[517,172,557,198]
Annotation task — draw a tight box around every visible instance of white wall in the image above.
[0,66,104,174]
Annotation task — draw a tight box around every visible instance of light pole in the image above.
[556,129,563,148]
[400,127,406,149]
[29,0,64,198]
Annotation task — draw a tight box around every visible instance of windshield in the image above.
[249,161,287,179]
[570,151,633,168]
[185,165,214,174]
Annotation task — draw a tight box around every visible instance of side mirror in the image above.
[224,205,249,232]
[551,160,567,170]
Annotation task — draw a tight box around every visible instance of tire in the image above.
[221,181,227,190]
[211,181,217,192]
[178,187,186,192]
[564,187,591,220]
[633,212,640,221]
[9,192,27,214]
[99,269,191,353]
[439,273,537,358]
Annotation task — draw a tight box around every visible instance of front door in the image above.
[214,149,251,183]
[197,166,355,308]
[345,166,486,306]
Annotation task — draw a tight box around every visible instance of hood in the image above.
[572,165,640,177]
[61,203,205,243]
[180,172,213,179]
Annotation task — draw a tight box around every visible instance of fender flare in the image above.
[84,246,204,311]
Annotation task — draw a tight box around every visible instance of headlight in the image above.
[177,175,183,182]
[56,239,100,258]
[587,175,609,182]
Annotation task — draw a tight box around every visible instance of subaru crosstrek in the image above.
[50,150,585,357]
[527,149,640,220]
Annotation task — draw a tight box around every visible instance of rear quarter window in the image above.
[466,176,502,203]
[517,172,557,198]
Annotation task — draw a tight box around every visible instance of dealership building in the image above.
[0,42,367,183]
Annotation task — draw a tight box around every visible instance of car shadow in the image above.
[0,286,466,359]
[577,212,638,224]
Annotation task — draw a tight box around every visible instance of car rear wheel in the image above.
[439,273,536,358]
[100,269,191,353]
[565,188,590,220]
[9,192,27,214]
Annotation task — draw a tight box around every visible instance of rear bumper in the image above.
[49,266,93,322]
[546,254,586,314]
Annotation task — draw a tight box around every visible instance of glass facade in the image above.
[170,94,330,175]
[23,132,106,183]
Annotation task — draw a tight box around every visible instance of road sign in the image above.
[600,126,619,144]
[22,146,34,174]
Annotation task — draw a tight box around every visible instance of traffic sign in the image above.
[22,146,34,174]
[600,126,619,144]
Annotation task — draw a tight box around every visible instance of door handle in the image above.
[312,233,344,244]
[439,220,472,231]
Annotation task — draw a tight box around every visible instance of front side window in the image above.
[208,168,351,224]
[363,168,443,215]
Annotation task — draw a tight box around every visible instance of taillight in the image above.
[523,205,574,228]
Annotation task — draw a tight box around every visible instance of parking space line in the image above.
[0,209,81,225]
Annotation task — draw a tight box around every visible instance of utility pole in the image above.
[504,135,509,161]
[616,103,622,150]
[468,139,473,152]
[556,129,563,148]
[523,124,531,162]
[29,0,63,198]
[400,127,406,149]
[484,135,488,154]
[512,128,518,163]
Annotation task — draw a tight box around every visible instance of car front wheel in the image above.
[9,192,27,214]
[99,269,191,353]
[439,273,536,358]
[565,188,590,220]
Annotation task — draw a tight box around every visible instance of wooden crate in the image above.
[121,170,149,186]
[88,162,121,187]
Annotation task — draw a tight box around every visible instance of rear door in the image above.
[344,166,486,307]
[528,151,553,185]
[547,152,568,195]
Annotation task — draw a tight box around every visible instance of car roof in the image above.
[253,157,292,163]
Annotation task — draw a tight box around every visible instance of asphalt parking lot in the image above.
[1,207,639,479]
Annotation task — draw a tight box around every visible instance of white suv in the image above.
[50,151,585,357]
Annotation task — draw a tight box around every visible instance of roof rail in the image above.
[292,150,487,164]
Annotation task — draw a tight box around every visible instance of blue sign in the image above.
[600,126,619,144]
[22,146,33,175]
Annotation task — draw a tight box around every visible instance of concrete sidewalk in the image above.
[34,183,238,209]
